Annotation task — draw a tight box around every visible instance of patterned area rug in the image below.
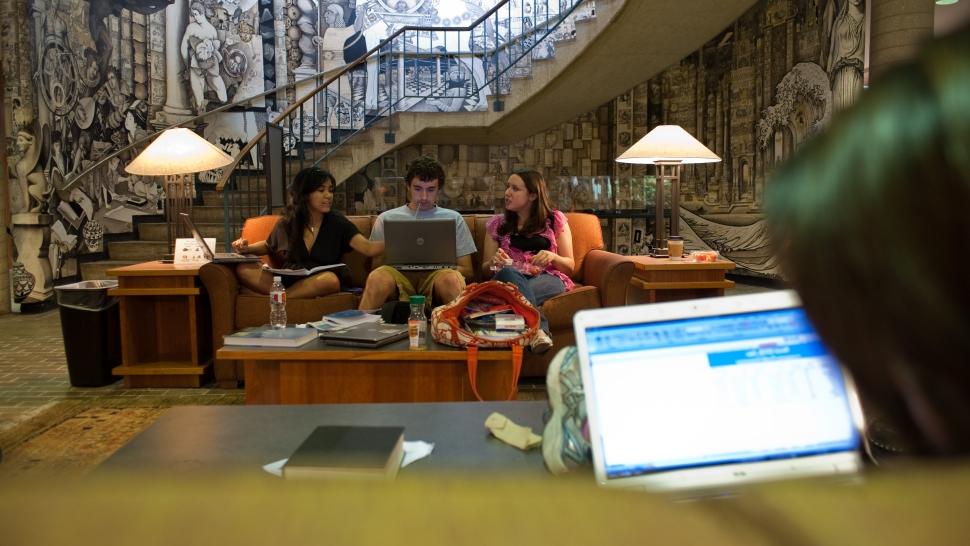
[0,396,242,479]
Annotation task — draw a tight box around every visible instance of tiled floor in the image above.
[0,309,243,432]
[0,276,777,432]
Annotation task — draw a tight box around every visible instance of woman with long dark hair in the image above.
[233,167,382,298]
[482,170,575,353]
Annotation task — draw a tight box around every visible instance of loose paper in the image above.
[174,237,215,265]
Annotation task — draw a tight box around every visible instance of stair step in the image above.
[202,190,266,207]
[107,240,171,261]
[225,179,267,193]
[81,260,141,281]
[191,205,249,223]
[139,221,229,242]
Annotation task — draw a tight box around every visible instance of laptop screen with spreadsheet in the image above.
[573,291,864,492]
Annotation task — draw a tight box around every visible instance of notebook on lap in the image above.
[383,218,457,271]
[572,290,865,494]
[318,321,409,348]
[180,213,260,264]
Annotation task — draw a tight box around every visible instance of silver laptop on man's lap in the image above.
[383,218,457,271]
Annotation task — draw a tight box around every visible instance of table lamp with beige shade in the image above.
[616,125,720,256]
[125,127,233,253]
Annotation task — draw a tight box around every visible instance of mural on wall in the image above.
[201,109,267,183]
[611,0,866,277]
[336,96,612,216]
[181,0,265,113]
[4,0,270,305]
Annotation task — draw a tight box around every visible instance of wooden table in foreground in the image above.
[100,402,548,475]
[108,261,212,387]
[626,256,736,304]
[217,336,516,404]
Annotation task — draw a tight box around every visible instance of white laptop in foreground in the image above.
[573,290,865,493]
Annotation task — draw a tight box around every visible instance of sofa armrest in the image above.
[199,263,240,353]
[581,249,635,307]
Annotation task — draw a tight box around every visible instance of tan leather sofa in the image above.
[200,212,634,387]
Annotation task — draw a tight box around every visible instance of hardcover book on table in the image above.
[283,425,406,480]
[223,327,317,348]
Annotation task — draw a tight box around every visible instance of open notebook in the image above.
[572,290,865,494]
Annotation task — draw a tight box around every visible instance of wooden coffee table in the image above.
[217,336,516,404]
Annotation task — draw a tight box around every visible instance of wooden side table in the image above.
[626,256,736,304]
[108,261,212,387]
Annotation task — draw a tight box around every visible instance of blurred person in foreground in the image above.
[765,25,970,456]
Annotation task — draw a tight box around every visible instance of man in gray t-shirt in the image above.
[359,157,477,310]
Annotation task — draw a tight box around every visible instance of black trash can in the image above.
[54,280,122,387]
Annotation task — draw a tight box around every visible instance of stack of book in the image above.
[223,326,317,348]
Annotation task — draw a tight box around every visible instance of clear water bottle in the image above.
[408,294,427,350]
[269,276,287,329]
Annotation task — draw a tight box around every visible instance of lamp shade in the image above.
[125,127,233,176]
[616,125,721,164]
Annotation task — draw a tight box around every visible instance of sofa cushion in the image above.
[468,214,491,282]
[241,215,283,267]
[541,285,601,332]
[343,216,373,288]
[564,213,605,282]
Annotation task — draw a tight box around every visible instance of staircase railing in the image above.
[63,63,351,199]
[215,0,595,247]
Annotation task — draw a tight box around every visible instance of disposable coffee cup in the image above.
[667,236,684,260]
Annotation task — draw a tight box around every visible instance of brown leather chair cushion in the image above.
[241,215,282,267]
[564,212,605,282]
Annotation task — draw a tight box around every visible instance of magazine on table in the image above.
[318,309,382,329]
[265,263,346,277]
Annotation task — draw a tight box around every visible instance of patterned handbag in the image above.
[430,280,541,401]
